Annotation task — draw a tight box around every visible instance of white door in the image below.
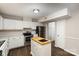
[48,22,55,41]
[55,20,65,49]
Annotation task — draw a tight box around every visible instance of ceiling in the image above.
[0,3,79,19]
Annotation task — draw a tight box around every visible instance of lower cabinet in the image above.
[0,39,9,56]
[31,40,51,56]
[2,40,8,56]
[8,36,24,49]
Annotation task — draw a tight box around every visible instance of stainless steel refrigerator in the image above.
[36,26,45,38]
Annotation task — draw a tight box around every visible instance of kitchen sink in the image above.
[39,39,48,42]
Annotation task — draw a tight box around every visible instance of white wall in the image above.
[55,5,79,55]
[23,17,32,22]
[44,6,79,55]
[64,7,79,55]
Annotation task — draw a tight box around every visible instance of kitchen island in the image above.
[31,37,51,56]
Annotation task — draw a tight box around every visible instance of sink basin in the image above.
[39,39,48,42]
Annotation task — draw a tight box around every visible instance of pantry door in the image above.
[55,20,66,49]
[48,22,55,41]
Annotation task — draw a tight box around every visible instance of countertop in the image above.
[32,37,51,45]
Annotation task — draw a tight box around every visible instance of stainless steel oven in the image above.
[23,31,33,46]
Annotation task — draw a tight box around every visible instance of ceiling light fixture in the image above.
[33,9,39,13]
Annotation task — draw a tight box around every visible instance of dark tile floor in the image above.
[8,41,74,56]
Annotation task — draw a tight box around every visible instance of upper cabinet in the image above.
[0,16,43,30]
[4,19,17,30]
[23,21,31,28]
[30,22,43,29]
[23,21,43,29]
[16,20,23,30]
[0,16,3,30]
[39,8,70,22]
[3,19,23,30]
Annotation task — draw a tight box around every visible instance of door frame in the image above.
[55,20,66,49]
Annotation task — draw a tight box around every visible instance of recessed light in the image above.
[33,9,39,13]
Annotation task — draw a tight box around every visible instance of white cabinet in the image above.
[4,19,23,30]
[31,40,51,56]
[31,22,43,29]
[23,21,31,28]
[17,36,24,47]
[16,20,23,29]
[4,19,17,30]
[0,39,9,56]
[3,19,43,30]
[30,22,37,29]
[23,21,38,29]
[23,21,43,29]
[0,16,3,30]
[2,41,8,56]
[8,36,24,49]
[30,22,36,29]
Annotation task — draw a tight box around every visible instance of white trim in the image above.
[55,45,78,56]
[63,49,79,56]
[64,37,79,56]
[65,37,79,40]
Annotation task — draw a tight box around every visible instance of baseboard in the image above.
[54,45,78,56]
[9,46,25,51]
[63,49,78,56]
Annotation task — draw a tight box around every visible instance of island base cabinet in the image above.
[31,40,51,56]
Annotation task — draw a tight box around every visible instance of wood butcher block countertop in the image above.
[32,37,51,45]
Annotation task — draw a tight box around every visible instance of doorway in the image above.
[48,22,55,41]
[55,20,66,49]
[47,20,66,49]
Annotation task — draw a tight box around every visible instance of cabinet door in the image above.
[17,36,24,47]
[4,19,17,29]
[31,22,43,29]
[30,22,36,29]
[23,21,31,28]
[9,36,24,49]
[31,40,40,56]
[0,16,3,29]
[8,37,18,49]
[16,21,23,29]
[2,41,8,56]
